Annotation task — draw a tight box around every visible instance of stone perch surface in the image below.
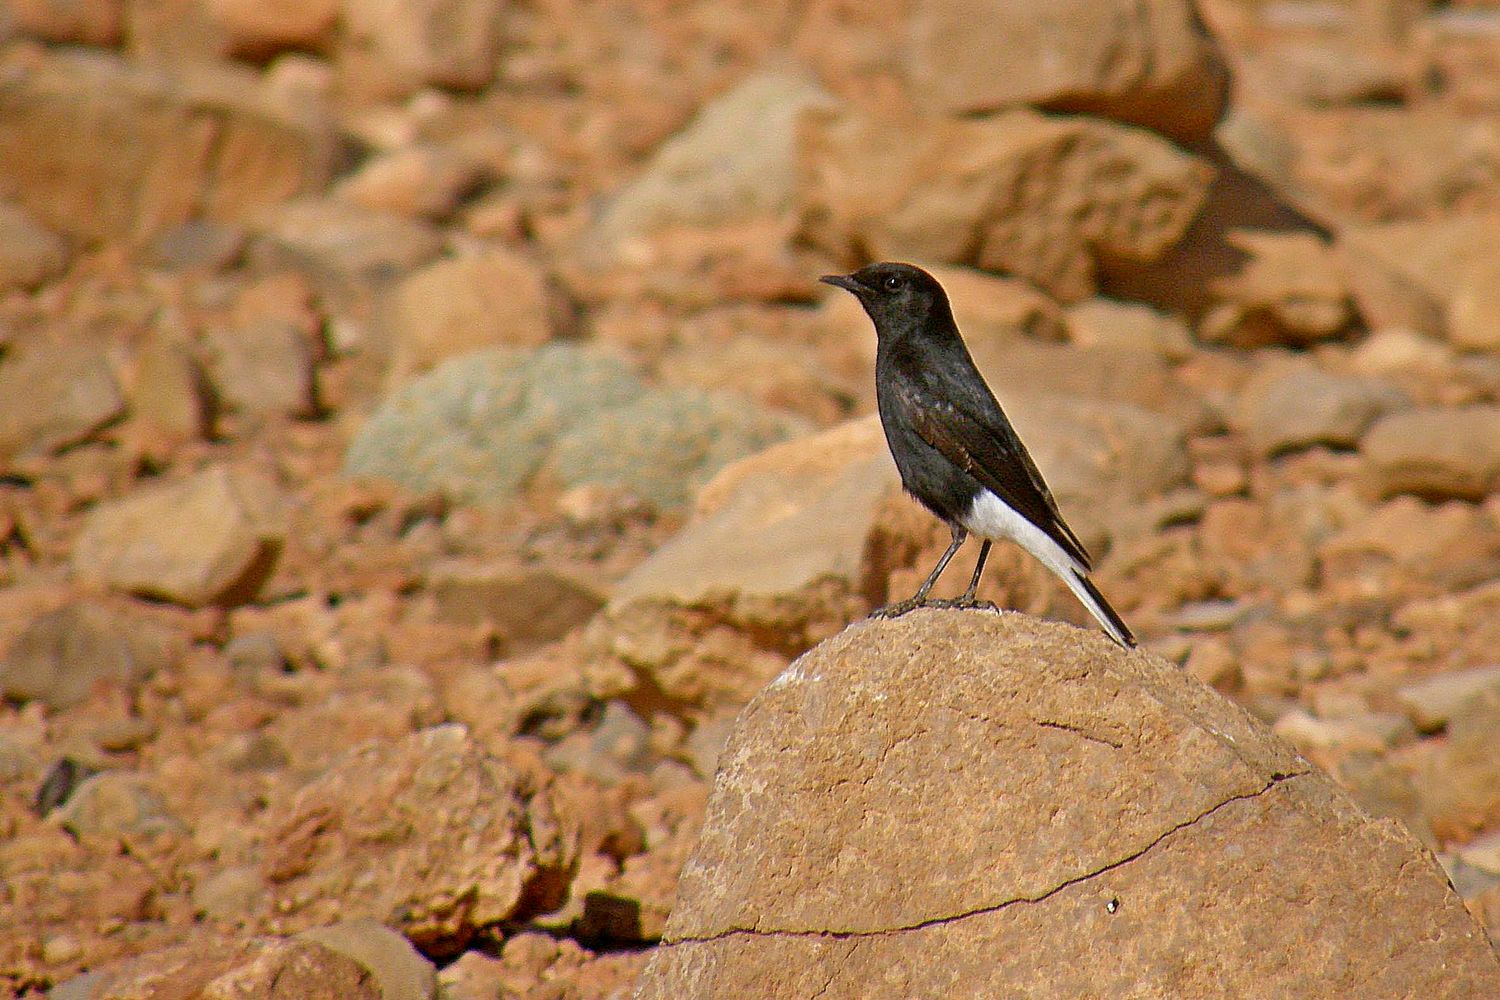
[634,609,1500,999]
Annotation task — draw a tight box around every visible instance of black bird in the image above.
[822,262,1137,648]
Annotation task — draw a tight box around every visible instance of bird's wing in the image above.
[892,377,1094,573]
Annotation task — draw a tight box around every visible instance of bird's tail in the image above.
[1064,569,1137,648]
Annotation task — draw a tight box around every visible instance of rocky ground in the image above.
[1,0,1500,996]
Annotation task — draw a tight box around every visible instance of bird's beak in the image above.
[820,273,860,293]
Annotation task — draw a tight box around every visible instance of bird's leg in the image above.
[871,526,966,619]
[913,525,966,602]
[945,539,998,610]
[959,539,990,600]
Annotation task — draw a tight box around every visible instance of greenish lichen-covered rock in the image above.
[548,392,794,509]
[344,344,803,509]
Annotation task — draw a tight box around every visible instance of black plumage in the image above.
[822,262,1136,647]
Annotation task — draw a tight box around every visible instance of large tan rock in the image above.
[796,0,1226,145]
[1198,229,1353,346]
[1290,109,1500,239]
[1064,297,1194,360]
[0,337,124,468]
[47,935,381,1000]
[1418,687,1500,842]
[1360,406,1500,500]
[904,0,1228,143]
[340,0,505,92]
[922,265,1069,344]
[246,201,442,364]
[53,771,185,843]
[128,324,211,446]
[1240,39,1409,108]
[333,144,489,220]
[247,200,445,315]
[1448,257,1500,354]
[584,69,834,270]
[580,420,891,717]
[201,317,320,420]
[0,601,181,709]
[610,416,899,609]
[7,0,124,45]
[262,724,576,952]
[427,560,606,650]
[122,0,232,64]
[382,248,560,385]
[298,919,437,1000]
[206,0,337,58]
[1340,213,1500,350]
[1097,159,1333,326]
[71,465,287,608]
[0,50,335,244]
[1231,364,1407,456]
[0,202,70,292]
[797,108,1213,302]
[636,611,1500,999]
[1394,665,1500,733]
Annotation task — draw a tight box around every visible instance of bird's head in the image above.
[820,262,951,334]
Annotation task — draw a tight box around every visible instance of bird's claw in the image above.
[869,598,926,619]
[928,597,1000,613]
[869,596,999,619]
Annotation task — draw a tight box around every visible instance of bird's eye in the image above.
[883,275,902,291]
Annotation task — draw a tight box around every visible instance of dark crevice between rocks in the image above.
[663,768,1314,947]
[33,756,96,817]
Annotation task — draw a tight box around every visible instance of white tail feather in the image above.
[962,489,1136,647]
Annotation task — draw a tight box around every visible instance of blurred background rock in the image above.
[2,0,1500,995]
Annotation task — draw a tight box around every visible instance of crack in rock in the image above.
[806,941,857,1000]
[664,769,1312,947]
[1033,719,1125,749]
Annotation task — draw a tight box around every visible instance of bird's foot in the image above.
[869,596,999,618]
[926,597,1000,613]
[869,598,928,619]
